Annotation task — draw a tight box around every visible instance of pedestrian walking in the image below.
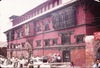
[14,58,19,68]
[70,62,75,68]
[93,59,100,68]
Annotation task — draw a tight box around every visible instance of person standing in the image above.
[14,57,19,68]
[54,55,57,62]
[93,59,100,68]
[57,55,61,62]
[70,62,75,68]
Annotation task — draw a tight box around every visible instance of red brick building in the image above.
[4,0,100,67]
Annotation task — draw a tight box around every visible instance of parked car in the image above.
[28,57,42,68]
[28,57,51,68]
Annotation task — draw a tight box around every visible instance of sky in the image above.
[0,0,47,41]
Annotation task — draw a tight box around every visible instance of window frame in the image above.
[44,39,50,46]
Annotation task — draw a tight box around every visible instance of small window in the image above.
[44,24,50,31]
[11,30,14,41]
[75,34,85,44]
[52,38,58,45]
[16,30,21,39]
[36,26,41,32]
[36,40,41,47]
[17,32,20,38]
[61,34,71,45]
[43,19,50,31]
[22,43,25,48]
[44,39,50,46]
[24,24,29,36]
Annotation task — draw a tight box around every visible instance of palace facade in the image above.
[4,0,100,67]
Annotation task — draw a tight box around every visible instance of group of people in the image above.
[0,55,61,68]
[0,54,61,68]
[0,56,28,68]
[48,54,61,63]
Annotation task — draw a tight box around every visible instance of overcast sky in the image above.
[0,0,47,41]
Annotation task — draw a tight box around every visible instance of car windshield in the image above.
[33,59,37,62]
[33,58,43,62]
[38,59,42,62]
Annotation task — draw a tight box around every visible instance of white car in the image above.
[28,57,43,68]
[28,57,51,68]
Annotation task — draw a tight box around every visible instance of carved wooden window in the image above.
[61,34,71,45]
[52,5,76,30]
[16,30,22,39]
[44,39,50,46]
[17,31,20,39]
[75,34,85,44]
[10,45,12,49]
[7,33,9,42]
[36,26,41,32]
[24,24,29,36]
[7,30,14,41]
[43,19,50,31]
[36,40,41,47]
[52,38,58,45]
[44,24,50,31]
[8,32,12,41]
[11,30,14,41]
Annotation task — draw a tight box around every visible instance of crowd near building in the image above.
[4,0,100,68]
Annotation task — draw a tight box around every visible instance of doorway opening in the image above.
[62,50,70,62]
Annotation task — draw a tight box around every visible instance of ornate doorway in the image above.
[62,50,70,62]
